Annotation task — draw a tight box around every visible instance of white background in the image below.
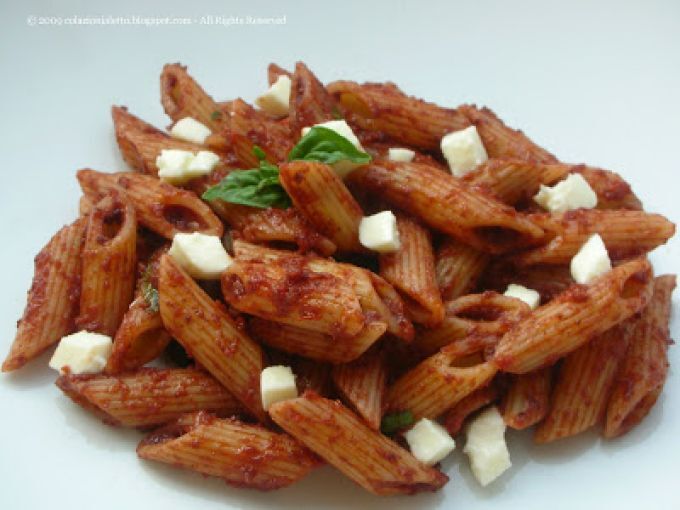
[1,1,679,509]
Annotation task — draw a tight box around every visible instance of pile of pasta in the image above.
[3,61,676,497]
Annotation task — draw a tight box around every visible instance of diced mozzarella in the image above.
[156,149,220,185]
[463,406,511,486]
[302,120,365,178]
[441,125,488,177]
[388,147,416,163]
[404,418,456,466]
[570,233,611,284]
[504,284,540,310]
[170,117,212,144]
[359,211,400,253]
[261,365,298,411]
[168,232,233,280]
[533,173,598,213]
[255,75,292,117]
[48,331,113,375]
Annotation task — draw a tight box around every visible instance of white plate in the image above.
[1,1,679,509]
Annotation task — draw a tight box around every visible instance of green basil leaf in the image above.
[380,410,415,436]
[288,126,371,166]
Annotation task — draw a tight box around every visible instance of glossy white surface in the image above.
[1,0,679,509]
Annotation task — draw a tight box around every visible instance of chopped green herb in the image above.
[288,126,371,166]
[210,110,222,121]
[380,410,415,436]
[331,107,343,120]
[140,266,159,312]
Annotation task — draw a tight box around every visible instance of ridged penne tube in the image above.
[534,322,633,442]
[279,161,364,252]
[76,193,137,336]
[249,318,386,364]
[112,106,224,176]
[56,368,243,427]
[480,261,574,303]
[463,159,570,205]
[387,345,498,419]
[229,98,294,167]
[493,257,654,374]
[573,166,642,210]
[511,210,675,265]
[327,80,470,151]
[2,218,86,372]
[435,238,489,301]
[501,367,552,430]
[105,296,172,374]
[267,62,292,85]
[269,392,448,495]
[160,63,224,131]
[604,275,676,438]
[332,346,387,429]
[77,169,223,239]
[444,384,499,436]
[232,240,413,341]
[159,254,266,421]
[138,412,320,490]
[350,161,545,253]
[289,62,336,135]
[79,195,93,216]
[380,215,444,325]
[458,105,557,163]
[414,292,530,357]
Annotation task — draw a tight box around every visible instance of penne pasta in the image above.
[604,275,676,438]
[56,368,243,427]
[511,210,675,265]
[269,392,448,495]
[76,192,137,336]
[501,367,552,430]
[138,411,320,490]
[77,169,224,240]
[435,238,489,301]
[380,215,444,325]
[159,254,266,421]
[350,161,545,253]
[572,165,642,210]
[327,80,470,151]
[493,257,654,374]
[332,345,387,429]
[267,62,292,85]
[289,61,336,136]
[444,384,499,436]
[387,345,498,419]
[160,63,225,131]
[2,218,86,371]
[534,322,632,442]
[458,105,557,163]
[480,261,574,303]
[279,160,364,252]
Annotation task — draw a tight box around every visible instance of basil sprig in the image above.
[202,147,292,209]
[288,126,371,166]
[380,410,415,436]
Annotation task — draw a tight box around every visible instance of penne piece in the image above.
[56,368,243,427]
[444,384,499,436]
[267,62,292,85]
[289,61,336,136]
[138,411,320,490]
[350,161,545,253]
[2,218,86,371]
[502,367,552,430]
[76,192,137,336]
[269,392,448,495]
[604,275,676,438]
[572,165,642,210]
[159,254,266,421]
[493,257,654,374]
[435,238,489,301]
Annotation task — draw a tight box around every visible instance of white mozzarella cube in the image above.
[170,117,212,144]
[404,418,456,466]
[48,331,113,375]
[504,284,541,310]
[388,147,416,162]
[255,75,292,117]
[302,120,365,178]
[441,125,488,177]
[187,150,221,174]
[463,406,511,486]
[533,173,598,213]
[570,233,611,284]
[168,232,233,280]
[359,211,400,253]
[156,149,195,185]
[260,365,298,411]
